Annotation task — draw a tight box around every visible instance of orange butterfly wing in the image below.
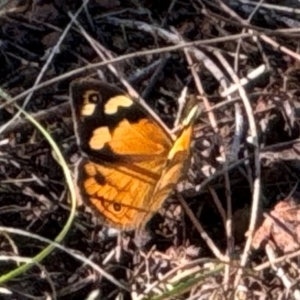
[70,79,196,230]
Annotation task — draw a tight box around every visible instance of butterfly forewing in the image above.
[150,123,194,210]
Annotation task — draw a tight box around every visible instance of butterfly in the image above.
[70,78,198,231]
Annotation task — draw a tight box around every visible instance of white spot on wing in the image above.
[105,96,133,115]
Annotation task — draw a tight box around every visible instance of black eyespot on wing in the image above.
[113,203,121,212]
[89,93,100,103]
[94,172,106,185]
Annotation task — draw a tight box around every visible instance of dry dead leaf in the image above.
[252,196,300,252]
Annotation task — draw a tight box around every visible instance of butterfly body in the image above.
[70,79,197,230]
